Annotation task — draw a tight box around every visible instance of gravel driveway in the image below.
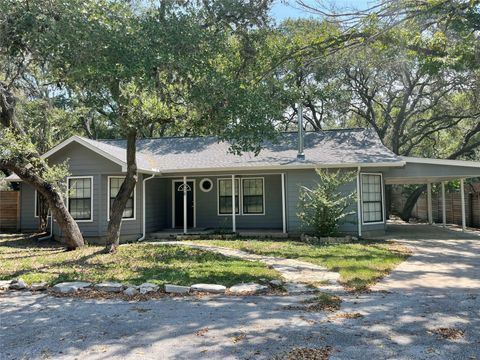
[1,224,479,360]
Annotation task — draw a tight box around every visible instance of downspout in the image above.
[38,214,53,241]
[297,102,305,160]
[137,174,156,242]
[356,166,362,238]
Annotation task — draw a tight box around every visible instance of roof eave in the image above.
[158,160,406,174]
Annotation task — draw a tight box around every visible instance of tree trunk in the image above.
[1,82,84,249]
[400,185,426,222]
[105,130,138,253]
[37,192,49,232]
[0,160,85,249]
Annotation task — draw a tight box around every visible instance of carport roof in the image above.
[385,157,480,184]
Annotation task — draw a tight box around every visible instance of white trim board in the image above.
[106,176,137,221]
[360,172,386,226]
[172,179,197,229]
[66,176,94,222]
[401,156,480,168]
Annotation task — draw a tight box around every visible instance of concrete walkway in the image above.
[145,241,340,286]
[372,224,480,293]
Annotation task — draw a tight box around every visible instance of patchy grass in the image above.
[192,239,410,291]
[0,234,280,287]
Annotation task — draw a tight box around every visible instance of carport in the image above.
[383,157,480,231]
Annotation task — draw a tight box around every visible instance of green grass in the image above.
[0,234,280,286]
[192,239,410,291]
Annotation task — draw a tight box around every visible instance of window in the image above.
[34,191,51,217]
[108,177,135,219]
[242,178,264,215]
[200,178,213,192]
[68,177,92,221]
[361,174,383,223]
[218,178,239,215]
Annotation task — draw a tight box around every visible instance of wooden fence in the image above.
[0,191,20,231]
[391,187,480,228]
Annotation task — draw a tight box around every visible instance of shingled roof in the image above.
[4,128,405,181]
[78,128,403,173]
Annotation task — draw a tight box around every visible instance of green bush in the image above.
[298,168,356,237]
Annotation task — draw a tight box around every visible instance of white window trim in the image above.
[217,178,240,216]
[34,190,51,218]
[107,176,137,221]
[241,177,265,216]
[66,176,94,223]
[199,178,213,193]
[171,179,196,228]
[360,172,385,226]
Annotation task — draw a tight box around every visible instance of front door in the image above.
[174,181,194,228]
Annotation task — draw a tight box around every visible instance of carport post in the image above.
[441,182,446,227]
[461,178,466,231]
[231,174,236,233]
[427,183,433,225]
[183,176,187,234]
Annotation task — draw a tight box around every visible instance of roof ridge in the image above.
[94,128,368,142]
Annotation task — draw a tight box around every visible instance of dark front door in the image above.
[174,181,194,228]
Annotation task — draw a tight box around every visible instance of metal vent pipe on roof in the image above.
[297,103,305,160]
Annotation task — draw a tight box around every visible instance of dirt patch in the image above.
[283,293,341,312]
[273,346,333,360]
[429,327,465,340]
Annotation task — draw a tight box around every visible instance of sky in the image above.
[271,0,372,21]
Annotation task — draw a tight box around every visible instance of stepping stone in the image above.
[9,279,27,290]
[229,282,268,295]
[165,284,190,294]
[95,282,124,293]
[269,280,283,287]
[0,280,12,290]
[52,282,91,293]
[30,282,48,291]
[191,284,226,294]
[286,283,317,295]
[138,283,159,294]
[123,287,139,296]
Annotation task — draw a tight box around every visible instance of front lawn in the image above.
[0,234,280,286]
[192,239,410,291]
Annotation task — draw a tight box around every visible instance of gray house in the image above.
[9,128,480,242]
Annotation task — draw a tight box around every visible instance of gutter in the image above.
[137,174,156,242]
[38,215,53,241]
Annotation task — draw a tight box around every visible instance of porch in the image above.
[142,172,287,239]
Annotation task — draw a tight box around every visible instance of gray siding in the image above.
[285,168,386,235]
[19,183,38,231]
[145,178,168,232]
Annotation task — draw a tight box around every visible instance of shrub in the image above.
[298,168,356,237]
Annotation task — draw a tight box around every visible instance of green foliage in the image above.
[0,128,69,193]
[297,169,356,237]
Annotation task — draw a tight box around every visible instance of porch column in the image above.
[281,173,286,234]
[231,175,236,233]
[356,167,362,237]
[441,181,446,227]
[427,183,433,225]
[461,178,466,231]
[183,176,187,234]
